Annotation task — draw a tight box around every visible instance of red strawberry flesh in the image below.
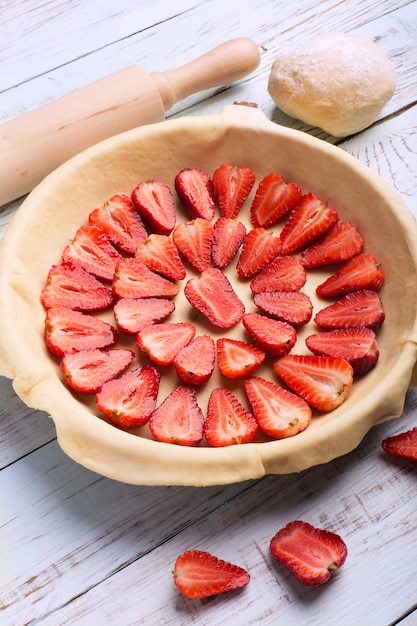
[254,291,313,326]
[314,289,385,330]
[250,172,301,229]
[242,312,296,358]
[300,221,365,268]
[131,179,176,235]
[306,327,379,375]
[62,224,122,281]
[217,337,265,379]
[175,168,216,220]
[316,253,385,297]
[149,385,204,446]
[88,194,148,254]
[173,334,215,385]
[60,348,135,394]
[41,262,113,311]
[204,387,258,446]
[382,427,417,462]
[213,164,256,219]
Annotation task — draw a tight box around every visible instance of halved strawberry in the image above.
[88,194,148,254]
[300,221,365,268]
[254,291,313,326]
[250,255,306,294]
[212,164,256,219]
[131,179,176,235]
[204,388,258,446]
[216,337,265,379]
[280,193,339,255]
[60,348,135,394]
[316,253,385,298]
[244,376,311,439]
[149,385,205,446]
[45,306,118,357]
[173,334,216,385]
[172,217,213,273]
[242,312,296,358]
[211,217,246,269]
[41,262,113,311]
[306,328,379,375]
[273,354,354,412]
[113,297,175,335]
[270,520,348,586]
[62,224,122,281]
[236,228,282,278]
[184,268,245,329]
[136,322,196,366]
[95,365,160,429]
[314,290,385,330]
[382,427,417,462]
[175,168,216,220]
[173,550,251,598]
[112,258,179,299]
[135,233,186,281]
[250,172,301,229]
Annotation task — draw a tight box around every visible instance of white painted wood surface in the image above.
[1,1,417,624]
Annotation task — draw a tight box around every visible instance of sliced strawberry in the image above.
[316,253,385,298]
[135,233,186,281]
[184,268,245,329]
[149,385,204,446]
[242,312,296,358]
[254,291,313,326]
[212,164,256,219]
[306,328,379,375]
[236,228,282,278]
[175,168,216,220]
[131,179,176,235]
[273,354,354,412]
[61,224,122,281]
[280,193,339,255]
[136,322,195,366]
[113,297,175,335]
[300,221,365,268]
[173,550,251,598]
[250,172,301,228]
[41,262,113,311]
[217,337,265,379]
[112,257,179,299]
[172,217,213,273]
[314,290,385,331]
[88,194,148,254]
[204,388,258,446]
[95,365,160,429]
[44,306,118,357]
[211,217,246,269]
[270,520,348,586]
[382,427,417,462]
[244,376,311,439]
[60,348,135,394]
[173,334,216,385]
[250,255,306,294]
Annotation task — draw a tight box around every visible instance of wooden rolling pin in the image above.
[0,38,260,205]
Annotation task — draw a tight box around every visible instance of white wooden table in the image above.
[1,2,417,624]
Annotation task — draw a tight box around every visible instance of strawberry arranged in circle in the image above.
[280,193,339,254]
[314,289,385,330]
[131,179,176,235]
[381,427,417,462]
[300,221,365,268]
[113,297,175,335]
[204,387,259,446]
[250,255,306,294]
[136,322,196,366]
[135,233,186,281]
[173,334,216,385]
[216,337,265,379]
[254,291,313,326]
[306,327,379,375]
[175,167,216,220]
[62,224,122,281]
[211,217,246,269]
[316,253,385,298]
[112,257,179,299]
[41,262,113,311]
[242,312,296,358]
[60,348,135,394]
[236,227,282,278]
[250,172,301,229]
[212,164,256,219]
[88,194,148,254]
[172,217,213,273]
[149,384,205,446]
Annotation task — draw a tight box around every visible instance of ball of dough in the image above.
[268,31,396,137]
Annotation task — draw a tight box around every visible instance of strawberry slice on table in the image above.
[306,327,379,375]
[273,354,354,412]
[62,224,122,281]
[316,253,385,297]
[44,306,118,357]
[149,385,205,446]
[41,262,113,311]
[314,289,385,330]
[250,172,301,229]
[135,233,186,281]
[131,179,176,235]
[300,221,365,268]
[382,427,417,462]
[242,312,296,358]
[212,164,256,219]
[204,387,258,447]
[244,376,312,439]
[216,337,265,379]
[95,365,161,429]
[113,297,175,335]
[184,268,245,329]
[279,193,339,255]
[112,257,179,299]
[136,322,196,366]
[173,334,216,385]
[236,227,282,278]
[270,520,348,587]
[254,291,313,326]
[175,167,216,220]
[172,217,213,273]
[211,217,246,269]
[250,255,307,294]
[88,194,148,254]
[60,348,135,394]
[173,550,250,599]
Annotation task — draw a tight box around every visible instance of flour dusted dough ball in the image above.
[268,31,396,137]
